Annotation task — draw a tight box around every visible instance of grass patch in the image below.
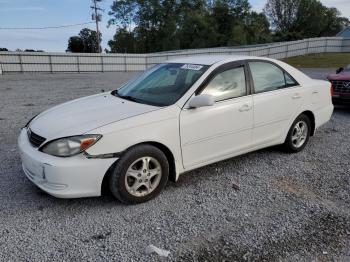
[282,53,350,68]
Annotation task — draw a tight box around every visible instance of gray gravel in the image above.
[0,70,349,261]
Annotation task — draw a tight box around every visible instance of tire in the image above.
[109,144,169,204]
[283,114,311,153]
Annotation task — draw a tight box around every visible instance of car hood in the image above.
[29,92,159,140]
[327,71,350,81]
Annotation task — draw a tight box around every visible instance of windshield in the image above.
[113,63,209,106]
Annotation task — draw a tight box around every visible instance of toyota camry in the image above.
[18,56,333,203]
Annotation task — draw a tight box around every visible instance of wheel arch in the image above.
[300,110,316,136]
[101,141,177,196]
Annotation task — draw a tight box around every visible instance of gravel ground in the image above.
[0,69,349,261]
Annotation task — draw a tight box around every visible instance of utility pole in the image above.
[91,0,103,53]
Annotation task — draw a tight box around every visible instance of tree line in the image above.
[0,48,44,52]
[65,0,347,53]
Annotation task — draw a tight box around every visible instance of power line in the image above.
[0,22,94,30]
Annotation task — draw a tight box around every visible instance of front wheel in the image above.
[109,144,169,204]
[283,114,311,153]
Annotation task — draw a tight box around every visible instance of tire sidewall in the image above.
[109,145,169,204]
[285,114,311,152]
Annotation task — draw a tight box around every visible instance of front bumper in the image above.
[18,129,117,198]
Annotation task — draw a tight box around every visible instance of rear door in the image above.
[248,61,303,146]
[180,62,254,169]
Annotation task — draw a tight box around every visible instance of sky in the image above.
[0,0,350,52]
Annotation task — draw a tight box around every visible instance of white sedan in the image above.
[18,56,333,203]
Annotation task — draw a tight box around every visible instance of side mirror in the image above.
[188,94,215,108]
[336,67,344,74]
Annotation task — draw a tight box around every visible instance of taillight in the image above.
[330,83,334,96]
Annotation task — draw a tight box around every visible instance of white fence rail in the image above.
[0,37,349,74]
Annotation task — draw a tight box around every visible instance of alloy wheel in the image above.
[291,120,308,148]
[124,156,162,197]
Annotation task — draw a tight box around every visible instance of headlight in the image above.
[41,134,102,157]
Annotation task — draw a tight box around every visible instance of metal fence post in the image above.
[124,56,127,72]
[76,56,80,73]
[285,44,289,58]
[306,39,310,55]
[19,53,24,73]
[100,55,104,72]
[48,54,53,73]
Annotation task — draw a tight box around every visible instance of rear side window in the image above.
[249,62,297,94]
[201,66,246,102]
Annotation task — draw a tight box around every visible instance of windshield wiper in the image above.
[120,95,143,103]
[113,90,144,104]
[112,90,166,107]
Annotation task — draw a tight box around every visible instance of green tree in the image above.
[264,0,299,32]
[108,28,137,53]
[107,0,272,53]
[79,28,102,53]
[264,0,349,40]
[67,28,102,53]
[211,0,232,45]
[245,12,272,44]
[108,0,137,30]
[67,36,84,52]
[176,0,217,49]
[294,0,349,37]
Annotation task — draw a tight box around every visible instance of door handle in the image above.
[312,91,319,94]
[292,94,301,99]
[239,104,252,112]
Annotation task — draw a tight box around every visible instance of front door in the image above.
[180,62,254,169]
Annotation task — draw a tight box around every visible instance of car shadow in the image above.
[168,145,281,190]
[10,137,297,211]
[13,147,277,210]
[334,105,350,114]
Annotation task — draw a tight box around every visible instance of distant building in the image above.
[336,27,350,37]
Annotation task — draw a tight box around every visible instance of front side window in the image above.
[249,62,297,94]
[115,63,208,106]
[201,66,247,102]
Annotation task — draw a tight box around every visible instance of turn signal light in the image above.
[80,138,98,151]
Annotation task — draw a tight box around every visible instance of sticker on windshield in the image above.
[181,64,203,71]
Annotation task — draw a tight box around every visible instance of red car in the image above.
[327,65,350,105]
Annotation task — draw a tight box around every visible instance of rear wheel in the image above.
[109,144,169,204]
[283,114,311,153]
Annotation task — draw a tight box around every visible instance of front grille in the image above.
[331,80,350,94]
[27,129,46,148]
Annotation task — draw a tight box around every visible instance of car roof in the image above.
[166,55,268,65]
[167,54,313,86]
